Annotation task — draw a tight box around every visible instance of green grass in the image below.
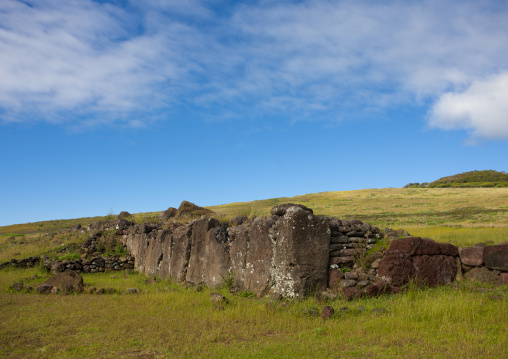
[1,187,508,358]
[0,271,506,358]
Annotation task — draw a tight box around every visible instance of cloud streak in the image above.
[0,0,507,139]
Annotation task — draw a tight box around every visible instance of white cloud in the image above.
[0,0,507,137]
[429,72,508,141]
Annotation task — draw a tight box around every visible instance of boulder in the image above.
[176,201,214,218]
[388,237,458,257]
[464,267,503,285]
[44,271,83,289]
[270,203,313,216]
[483,245,508,271]
[459,246,484,266]
[118,211,132,219]
[37,284,53,294]
[412,255,456,287]
[377,255,416,287]
[271,206,330,298]
[159,207,177,221]
[328,269,344,288]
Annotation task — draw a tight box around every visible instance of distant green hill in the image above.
[405,170,508,188]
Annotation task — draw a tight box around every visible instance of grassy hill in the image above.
[405,170,508,188]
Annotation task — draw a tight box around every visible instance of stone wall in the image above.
[2,202,506,299]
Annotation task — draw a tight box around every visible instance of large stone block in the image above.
[145,229,172,279]
[377,254,416,287]
[204,226,231,288]
[271,207,330,298]
[459,246,484,266]
[412,255,456,287]
[244,218,275,297]
[169,224,193,282]
[228,225,250,289]
[389,237,458,257]
[483,245,508,272]
[186,218,220,284]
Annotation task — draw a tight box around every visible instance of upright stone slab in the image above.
[483,245,508,272]
[145,229,172,279]
[169,224,193,282]
[204,226,232,288]
[186,218,220,284]
[228,225,250,289]
[244,218,275,297]
[271,206,330,298]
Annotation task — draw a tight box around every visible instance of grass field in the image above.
[1,188,507,358]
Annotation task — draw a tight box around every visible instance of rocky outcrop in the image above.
[176,201,214,218]
[377,238,458,288]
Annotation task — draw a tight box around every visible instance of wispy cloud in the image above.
[1,0,507,140]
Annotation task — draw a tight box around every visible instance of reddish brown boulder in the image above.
[501,273,508,283]
[377,255,416,287]
[322,306,335,320]
[459,246,484,266]
[412,255,456,287]
[389,237,458,257]
[483,245,508,272]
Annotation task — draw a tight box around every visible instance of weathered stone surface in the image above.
[159,207,177,221]
[464,267,503,285]
[186,218,220,284]
[343,286,364,300]
[271,207,330,298]
[118,211,132,219]
[389,237,458,257]
[322,306,335,320]
[244,218,275,297]
[37,284,53,294]
[328,269,344,288]
[145,229,172,279]
[270,203,313,216]
[204,226,231,288]
[459,246,484,266]
[169,223,193,282]
[501,273,508,283]
[412,255,456,287]
[483,245,508,271]
[176,201,213,218]
[377,255,416,287]
[228,225,250,289]
[44,271,83,289]
[230,216,247,227]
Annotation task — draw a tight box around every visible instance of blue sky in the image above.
[1,0,507,226]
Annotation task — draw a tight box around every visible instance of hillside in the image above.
[3,187,508,240]
[405,170,508,188]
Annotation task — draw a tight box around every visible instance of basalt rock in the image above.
[176,201,214,218]
[270,203,313,216]
[459,246,484,267]
[483,245,508,272]
[244,218,275,297]
[271,206,330,298]
[44,271,83,290]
